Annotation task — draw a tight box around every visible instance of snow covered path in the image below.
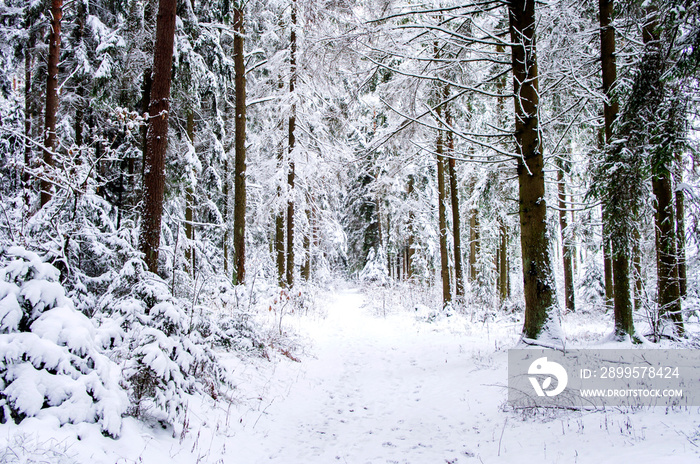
[227,286,700,464]
[233,287,503,463]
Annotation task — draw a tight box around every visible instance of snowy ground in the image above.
[2,285,699,463]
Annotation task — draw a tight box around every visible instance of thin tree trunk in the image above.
[232,6,247,285]
[509,0,560,341]
[185,110,195,278]
[557,158,575,312]
[41,0,63,207]
[499,218,508,302]
[445,100,464,298]
[286,0,297,288]
[138,0,177,274]
[469,210,480,283]
[275,77,286,286]
[302,207,311,281]
[603,233,615,308]
[675,158,687,298]
[24,45,32,195]
[632,227,643,310]
[407,176,415,280]
[436,120,451,306]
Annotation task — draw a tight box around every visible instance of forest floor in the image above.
[2,284,700,463]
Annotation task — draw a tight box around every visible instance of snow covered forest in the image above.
[0,0,700,462]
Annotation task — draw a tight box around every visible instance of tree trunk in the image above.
[653,174,683,334]
[275,77,286,286]
[499,218,508,302]
[436,122,451,306]
[599,0,618,313]
[286,0,297,287]
[509,0,560,341]
[632,227,643,310]
[603,233,615,308]
[557,158,575,312]
[232,6,247,285]
[445,102,464,298]
[407,176,415,280]
[41,0,63,207]
[138,0,177,274]
[675,158,687,298]
[469,209,480,283]
[24,45,32,190]
[185,110,195,278]
[302,207,311,281]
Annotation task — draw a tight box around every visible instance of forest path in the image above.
[233,286,502,463]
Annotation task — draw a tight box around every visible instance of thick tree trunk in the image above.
[445,103,464,298]
[509,0,560,341]
[138,0,177,274]
[285,0,297,288]
[653,174,683,335]
[185,110,195,278]
[41,0,63,207]
[275,78,286,286]
[557,159,575,312]
[599,0,618,313]
[232,7,247,285]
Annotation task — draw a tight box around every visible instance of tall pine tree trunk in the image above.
[557,157,575,312]
[286,0,297,287]
[436,119,451,306]
[509,0,560,341]
[233,6,247,285]
[445,100,464,298]
[407,176,415,280]
[599,0,618,312]
[498,218,508,302]
[24,45,32,192]
[675,162,687,298]
[41,0,62,207]
[600,0,636,338]
[138,0,177,274]
[185,110,196,278]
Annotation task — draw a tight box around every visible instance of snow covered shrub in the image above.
[96,258,233,424]
[578,257,606,311]
[0,246,127,437]
[359,248,389,284]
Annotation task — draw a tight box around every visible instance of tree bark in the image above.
[185,110,195,278]
[436,118,451,306]
[41,0,63,207]
[499,218,508,302]
[653,173,683,335]
[286,0,297,287]
[407,176,415,280]
[138,0,177,274]
[275,77,286,286]
[232,6,247,285]
[24,46,32,186]
[469,208,480,283]
[557,158,575,312]
[445,101,464,298]
[675,157,687,298]
[509,0,560,341]
[599,0,618,313]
